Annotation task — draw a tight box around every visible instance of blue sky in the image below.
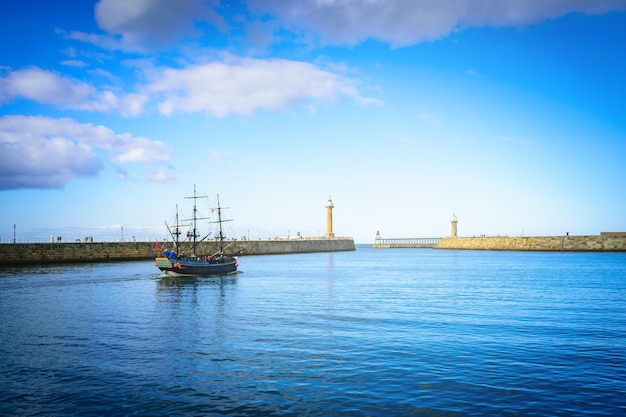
[1,0,625,244]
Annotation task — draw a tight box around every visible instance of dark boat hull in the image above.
[156,257,238,276]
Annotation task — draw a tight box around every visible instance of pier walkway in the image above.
[373,237,441,248]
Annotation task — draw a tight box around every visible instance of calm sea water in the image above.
[1,246,625,416]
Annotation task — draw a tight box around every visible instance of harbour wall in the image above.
[0,237,356,266]
[434,232,626,252]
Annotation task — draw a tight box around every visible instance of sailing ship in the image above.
[155,186,239,276]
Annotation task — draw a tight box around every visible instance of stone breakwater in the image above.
[0,238,356,266]
[435,232,626,251]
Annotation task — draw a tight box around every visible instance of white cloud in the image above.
[57,28,126,52]
[0,67,147,117]
[251,0,626,46]
[94,0,224,50]
[64,0,626,53]
[111,134,172,165]
[146,57,381,117]
[0,59,379,118]
[60,60,89,68]
[1,67,93,107]
[144,169,176,183]
[0,115,173,190]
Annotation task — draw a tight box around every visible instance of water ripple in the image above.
[1,249,625,416]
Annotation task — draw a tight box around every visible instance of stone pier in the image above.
[0,237,356,266]
[434,232,626,251]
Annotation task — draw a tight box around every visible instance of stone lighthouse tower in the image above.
[325,198,335,238]
[450,213,458,238]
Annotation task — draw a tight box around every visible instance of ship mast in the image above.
[174,205,181,252]
[212,194,233,254]
[164,204,188,254]
[184,185,208,255]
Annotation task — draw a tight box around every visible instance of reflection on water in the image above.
[157,274,238,288]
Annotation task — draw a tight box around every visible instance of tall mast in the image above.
[184,184,208,254]
[217,194,223,252]
[212,194,233,254]
[174,204,181,252]
[164,203,187,253]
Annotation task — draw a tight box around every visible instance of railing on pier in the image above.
[373,237,441,248]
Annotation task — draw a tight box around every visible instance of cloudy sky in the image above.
[1,0,625,243]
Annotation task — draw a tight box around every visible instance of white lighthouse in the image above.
[451,214,458,238]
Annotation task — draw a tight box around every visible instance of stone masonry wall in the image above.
[0,238,355,266]
[435,232,626,251]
